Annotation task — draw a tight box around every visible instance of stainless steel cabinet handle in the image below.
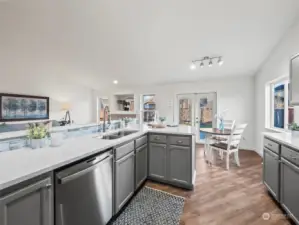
[45,183,52,188]
[177,140,183,144]
[155,136,160,140]
[60,204,65,225]
[268,143,272,147]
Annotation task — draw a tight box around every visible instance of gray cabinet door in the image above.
[149,143,167,179]
[0,177,53,225]
[115,152,135,213]
[135,144,148,189]
[263,148,279,200]
[280,158,299,224]
[168,145,191,185]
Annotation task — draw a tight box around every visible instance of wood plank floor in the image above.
[146,146,292,225]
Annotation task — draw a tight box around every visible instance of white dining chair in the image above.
[209,123,247,170]
[210,119,235,159]
[211,120,235,141]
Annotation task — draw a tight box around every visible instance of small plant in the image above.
[122,117,132,125]
[27,122,49,139]
[159,116,166,123]
[289,122,299,131]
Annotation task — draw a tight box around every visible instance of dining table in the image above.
[199,128,236,165]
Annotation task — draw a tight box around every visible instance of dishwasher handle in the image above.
[58,155,113,184]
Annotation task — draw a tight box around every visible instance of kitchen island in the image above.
[0,124,196,225]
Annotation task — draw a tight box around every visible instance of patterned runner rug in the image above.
[112,186,185,225]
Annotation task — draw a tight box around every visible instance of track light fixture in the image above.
[190,56,223,69]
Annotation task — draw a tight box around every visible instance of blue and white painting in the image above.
[1,95,49,121]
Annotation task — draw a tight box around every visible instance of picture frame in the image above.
[0,93,50,122]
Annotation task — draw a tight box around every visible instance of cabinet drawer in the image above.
[136,136,148,149]
[115,141,134,160]
[281,145,299,167]
[169,136,190,146]
[264,138,280,154]
[149,134,167,144]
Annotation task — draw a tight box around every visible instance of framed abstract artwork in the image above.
[0,94,49,122]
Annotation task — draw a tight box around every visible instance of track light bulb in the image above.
[190,63,196,70]
[218,57,224,66]
[208,59,213,67]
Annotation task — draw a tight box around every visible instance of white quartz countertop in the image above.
[0,125,195,190]
[263,132,299,149]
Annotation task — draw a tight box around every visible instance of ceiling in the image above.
[1,0,299,89]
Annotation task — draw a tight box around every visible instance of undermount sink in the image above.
[96,130,138,140]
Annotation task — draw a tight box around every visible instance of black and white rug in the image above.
[112,186,185,225]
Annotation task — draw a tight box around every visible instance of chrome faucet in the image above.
[103,106,111,133]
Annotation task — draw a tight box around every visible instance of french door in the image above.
[177,92,217,143]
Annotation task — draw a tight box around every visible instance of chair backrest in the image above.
[227,123,248,151]
[222,120,236,130]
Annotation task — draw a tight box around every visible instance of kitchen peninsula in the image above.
[0,124,196,225]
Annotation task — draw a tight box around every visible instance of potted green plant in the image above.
[289,122,299,136]
[159,116,167,124]
[27,122,49,149]
[122,117,132,127]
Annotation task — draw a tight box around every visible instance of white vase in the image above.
[39,138,46,148]
[30,139,40,149]
[292,130,299,137]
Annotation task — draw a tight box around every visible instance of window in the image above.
[266,78,294,130]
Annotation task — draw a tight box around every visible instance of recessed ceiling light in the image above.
[190,63,196,70]
[113,80,118,84]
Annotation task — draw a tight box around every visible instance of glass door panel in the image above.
[196,93,217,142]
[177,94,195,126]
[177,93,217,143]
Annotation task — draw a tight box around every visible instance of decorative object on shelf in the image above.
[27,122,50,149]
[215,109,228,131]
[0,93,49,122]
[190,56,224,70]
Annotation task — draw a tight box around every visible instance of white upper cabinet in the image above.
[290,54,299,105]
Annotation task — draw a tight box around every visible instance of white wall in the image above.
[255,19,299,155]
[111,76,255,150]
[0,77,96,124]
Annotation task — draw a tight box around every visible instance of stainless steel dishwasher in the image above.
[55,149,113,225]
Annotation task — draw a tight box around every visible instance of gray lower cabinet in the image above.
[0,177,53,225]
[149,143,167,179]
[280,158,299,224]
[135,144,148,189]
[263,148,279,200]
[115,151,135,214]
[168,145,191,185]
